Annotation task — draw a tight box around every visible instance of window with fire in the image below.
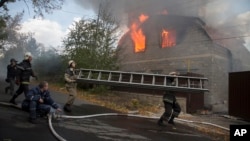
[130,14,177,53]
[161,28,176,48]
[131,28,177,53]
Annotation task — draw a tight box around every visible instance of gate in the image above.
[229,71,250,120]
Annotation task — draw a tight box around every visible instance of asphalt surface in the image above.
[0,82,213,141]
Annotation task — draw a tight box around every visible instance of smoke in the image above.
[74,0,250,50]
[74,0,250,26]
[74,0,205,25]
[202,0,250,51]
[232,11,250,51]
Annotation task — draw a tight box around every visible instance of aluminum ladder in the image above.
[76,68,209,93]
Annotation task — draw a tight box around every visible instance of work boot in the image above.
[168,117,175,125]
[9,95,17,105]
[63,104,71,112]
[157,118,165,126]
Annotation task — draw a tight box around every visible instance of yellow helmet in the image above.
[24,52,32,60]
[68,60,75,66]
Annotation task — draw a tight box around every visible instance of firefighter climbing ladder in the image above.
[77,69,209,93]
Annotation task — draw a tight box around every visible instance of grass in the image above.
[48,82,160,115]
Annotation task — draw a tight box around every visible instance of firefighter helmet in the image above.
[68,60,75,66]
[10,58,18,62]
[24,52,32,60]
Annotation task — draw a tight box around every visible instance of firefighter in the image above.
[22,81,62,124]
[9,52,37,105]
[63,60,77,112]
[5,58,18,95]
[157,72,181,126]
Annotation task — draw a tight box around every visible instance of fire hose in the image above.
[0,101,229,141]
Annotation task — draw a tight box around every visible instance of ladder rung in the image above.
[97,72,102,80]
[152,76,155,85]
[108,72,112,81]
[87,71,92,79]
[130,74,133,83]
[164,76,166,86]
[119,73,122,82]
[141,75,144,84]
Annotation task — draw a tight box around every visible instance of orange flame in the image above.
[130,14,149,52]
[131,23,146,52]
[139,14,149,22]
[161,29,176,48]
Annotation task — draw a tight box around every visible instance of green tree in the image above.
[0,0,64,49]
[0,12,22,50]
[0,0,64,17]
[63,2,120,70]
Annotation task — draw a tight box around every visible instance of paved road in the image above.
[0,82,213,141]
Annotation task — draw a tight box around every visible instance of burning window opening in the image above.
[161,29,176,48]
[130,14,149,53]
[139,14,149,22]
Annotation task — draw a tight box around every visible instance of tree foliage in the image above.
[0,0,64,48]
[0,12,22,49]
[0,0,65,79]
[63,2,120,70]
[0,0,64,17]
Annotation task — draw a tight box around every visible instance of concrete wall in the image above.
[117,17,231,112]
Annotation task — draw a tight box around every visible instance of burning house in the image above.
[76,0,250,113]
[117,13,250,113]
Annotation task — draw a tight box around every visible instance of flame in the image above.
[139,14,149,22]
[161,29,176,48]
[130,14,149,52]
[131,23,146,52]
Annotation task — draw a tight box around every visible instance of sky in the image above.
[8,0,95,48]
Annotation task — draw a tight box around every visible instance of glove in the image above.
[5,78,10,83]
[34,76,38,80]
[15,79,20,85]
[71,75,77,80]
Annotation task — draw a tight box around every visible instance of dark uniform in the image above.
[9,59,36,104]
[158,91,181,126]
[5,58,18,95]
[158,73,181,126]
[22,86,59,122]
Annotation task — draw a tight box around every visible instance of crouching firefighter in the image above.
[22,81,62,124]
[157,91,181,126]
